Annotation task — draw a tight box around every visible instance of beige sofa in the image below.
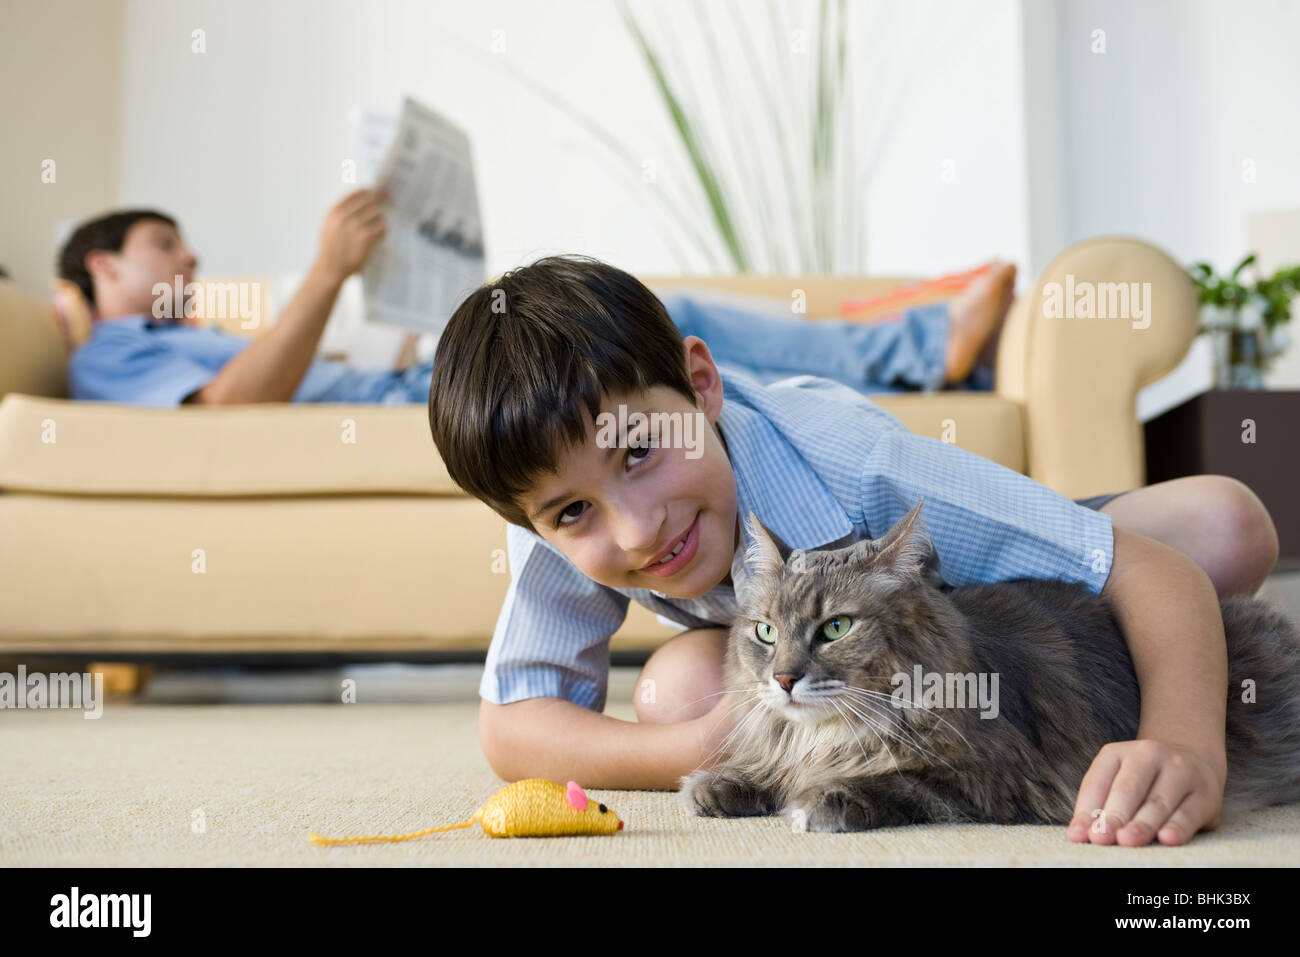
[0,237,1198,656]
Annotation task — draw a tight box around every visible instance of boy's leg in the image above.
[1095,475,1279,598]
[633,626,729,724]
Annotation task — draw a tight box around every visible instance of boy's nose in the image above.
[613,513,667,565]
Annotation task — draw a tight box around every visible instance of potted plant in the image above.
[1188,255,1300,389]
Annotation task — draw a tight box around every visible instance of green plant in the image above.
[620,0,858,274]
[1187,254,1299,383]
[1188,255,1300,334]
[445,0,898,274]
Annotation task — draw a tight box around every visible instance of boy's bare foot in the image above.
[944,261,1017,384]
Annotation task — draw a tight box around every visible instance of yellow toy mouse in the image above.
[308,779,624,845]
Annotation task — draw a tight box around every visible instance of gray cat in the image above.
[679,499,1300,833]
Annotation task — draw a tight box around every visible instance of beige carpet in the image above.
[3,666,1298,866]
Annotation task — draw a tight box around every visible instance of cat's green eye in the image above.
[821,616,852,641]
[755,622,777,644]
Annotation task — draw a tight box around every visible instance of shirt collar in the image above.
[89,315,165,333]
[715,370,855,598]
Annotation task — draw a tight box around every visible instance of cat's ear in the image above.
[869,499,934,585]
[743,510,792,578]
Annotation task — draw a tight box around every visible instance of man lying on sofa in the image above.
[57,190,1016,407]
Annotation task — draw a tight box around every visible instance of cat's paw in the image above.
[679,770,781,818]
[792,789,883,833]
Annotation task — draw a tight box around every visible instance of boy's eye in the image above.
[555,501,586,528]
[552,431,658,530]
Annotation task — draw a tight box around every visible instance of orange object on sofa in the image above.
[838,264,996,321]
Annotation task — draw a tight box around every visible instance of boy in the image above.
[427,255,1279,847]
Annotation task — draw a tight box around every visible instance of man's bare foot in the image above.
[944,261,1017,384]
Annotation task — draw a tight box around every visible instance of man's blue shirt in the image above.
[66,316,406,405]
[482,362,1115,712]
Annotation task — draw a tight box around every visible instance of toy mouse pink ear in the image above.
[565,780,588,811]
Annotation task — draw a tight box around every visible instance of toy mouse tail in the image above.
[308,811,482,846]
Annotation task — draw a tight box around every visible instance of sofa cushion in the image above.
[0,394,463,496]
[0,390,1024,497]
[0,490,679,651]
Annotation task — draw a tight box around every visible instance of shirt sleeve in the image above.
[67,336,217,406]
[859,429,1115,594]
[480,522,631,712]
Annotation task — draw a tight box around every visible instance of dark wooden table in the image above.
[1144,390,1299,564]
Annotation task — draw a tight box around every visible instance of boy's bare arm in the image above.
[479,695,720,790]
[1068,527,1228,845]
[184,189,386,405]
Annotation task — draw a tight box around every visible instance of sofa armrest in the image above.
[996,237,1199,498]
[0,280,67,400]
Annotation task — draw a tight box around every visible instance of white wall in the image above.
[116,0,1031,285]
[1057,0,1300,266]
[1045,0,1300,388]
[0,0,124,298]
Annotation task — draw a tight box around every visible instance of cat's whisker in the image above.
[833,695,933,765]
[834,692,961,773]
[665,684,758,722]
[839,685,977,753]
[839,687,967,762]
[697,688,768,770]
[828,699,878,767]
[839,697,963,775]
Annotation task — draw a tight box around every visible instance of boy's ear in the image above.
[743,510,793,578]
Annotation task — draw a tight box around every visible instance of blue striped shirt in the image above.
[481,363,1115,712]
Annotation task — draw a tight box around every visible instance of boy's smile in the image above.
[520,337,741,600]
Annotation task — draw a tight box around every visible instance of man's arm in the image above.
[184,189,386,404]
[479,695,727,790]
[1068,527,1228,845]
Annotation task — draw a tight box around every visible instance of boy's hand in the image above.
[314,188,388,284]
[1067,739,1225,846]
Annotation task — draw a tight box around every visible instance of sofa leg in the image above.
[87,662,153,696]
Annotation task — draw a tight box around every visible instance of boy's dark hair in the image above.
[56,209,178,308]
[428,254,697,534]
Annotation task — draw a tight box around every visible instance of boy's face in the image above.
[519,336,741,601]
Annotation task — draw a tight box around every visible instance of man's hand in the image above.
[314,188,387,284]
[1067,740,1225,846]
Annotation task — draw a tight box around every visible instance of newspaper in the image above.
[352,97,486,338]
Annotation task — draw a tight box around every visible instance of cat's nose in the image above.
[773,673,802,694]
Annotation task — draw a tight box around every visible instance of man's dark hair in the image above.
[56,209,178,308]
[428,254,697,533]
